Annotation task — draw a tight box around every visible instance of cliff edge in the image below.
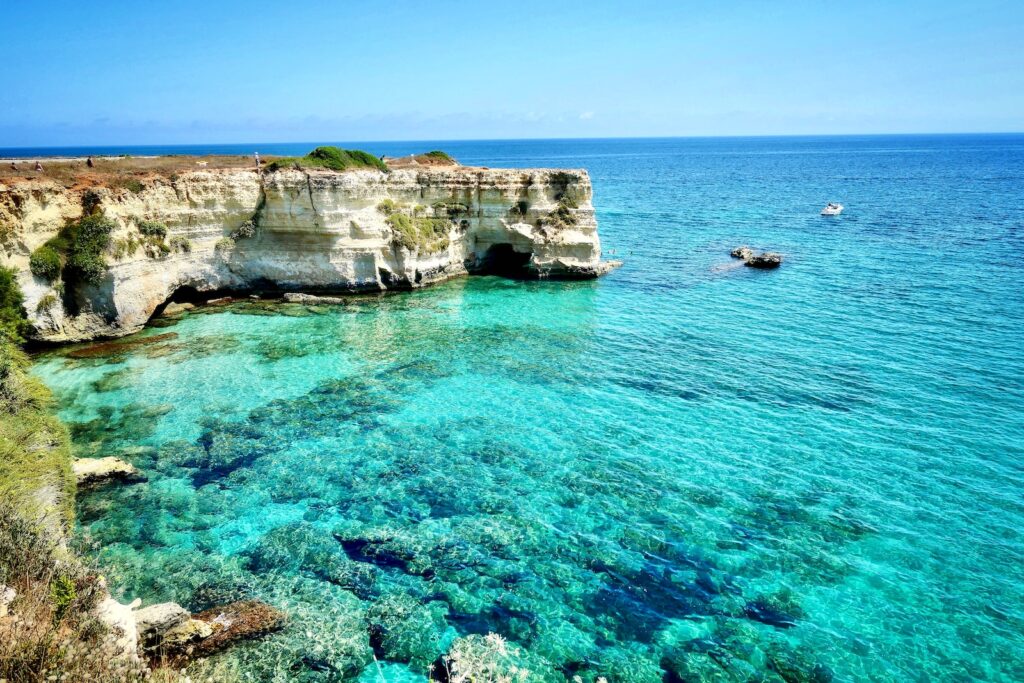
[0,153,618,342]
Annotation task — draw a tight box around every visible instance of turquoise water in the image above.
[33,136,1024,682]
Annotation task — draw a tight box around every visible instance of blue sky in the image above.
[2,0,1022,145]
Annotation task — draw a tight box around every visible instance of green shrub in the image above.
[136,220,167,238]
[423,150,455,163]
[377,199,398,215]
[386,213,450,253]
[0,267,31,344]
[169,236,192,253]
[35,294,58,314]
[215,236,235,252]
[265,146,388,173]
[230,219,255,240]
[122,179,144,194]
[49,574,76,622]
[29,245,62,281]
[64,214,115,285]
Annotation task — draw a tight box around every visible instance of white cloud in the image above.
[579,111,595,120]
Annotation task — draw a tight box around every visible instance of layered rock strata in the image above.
[1,165,617,342]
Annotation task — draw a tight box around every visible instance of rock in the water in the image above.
[73,457,145,487]
[745,252,783,269]
[283,292,347,305]
[188,600,285,656]
[134,602,190,648]
[731,246,755,260]
[0,584,15,617]
[162,302,195,316]
[163,618,214,648]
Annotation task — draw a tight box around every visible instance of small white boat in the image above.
[821,202,844,216]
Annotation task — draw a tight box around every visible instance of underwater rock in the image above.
[163,618,214,648]
[742,591,804,628]
[73,457,146,487]
[65,332,179,359]
[746,252,783,269]
[187,600,285,656]
[731,246,755,260]
[283,292,347,304]
[766,645,835,683]
[134,602,190,648]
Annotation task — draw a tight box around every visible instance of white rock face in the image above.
[0,166,613,342]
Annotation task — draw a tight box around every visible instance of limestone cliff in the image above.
[0,165,616,342]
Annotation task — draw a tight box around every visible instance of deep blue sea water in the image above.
[31,136,1024,682]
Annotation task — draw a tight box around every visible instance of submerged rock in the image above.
[187,600,285,656]
[73,457,146,487]
[283,292,347,305]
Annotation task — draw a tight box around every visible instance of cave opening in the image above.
[479,243,532,278]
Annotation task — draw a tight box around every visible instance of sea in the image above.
[28,135,1024,682]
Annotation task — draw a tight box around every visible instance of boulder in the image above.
[134,602,190,648]
[731,246,755,260]
[283,292,347,305]
[745,252,783,269]
[73,457,146,487]
[205,297,232,305]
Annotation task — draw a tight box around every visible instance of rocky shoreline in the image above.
[1,155,620,343]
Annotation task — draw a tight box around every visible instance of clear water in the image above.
[32,136,1024,682]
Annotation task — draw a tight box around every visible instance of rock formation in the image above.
[746,252,783,269]
[1,163,619,342]
[730,246,783,269]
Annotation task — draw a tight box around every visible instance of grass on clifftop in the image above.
[265,146,388,173]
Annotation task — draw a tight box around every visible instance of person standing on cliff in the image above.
[87,156,94,168]
[254,152,261,169]
[35,161,43,172]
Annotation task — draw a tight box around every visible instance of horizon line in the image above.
[2,130,1024,153]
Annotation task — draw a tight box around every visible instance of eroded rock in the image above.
[731,246,754,260]
[73,457,146,487]
[134,602,189,648]
[283,292,347,305]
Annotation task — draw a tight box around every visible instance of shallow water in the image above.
[33,136,1024,682]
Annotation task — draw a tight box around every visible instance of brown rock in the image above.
[189,600,285,656]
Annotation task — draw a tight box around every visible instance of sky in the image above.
[2,0,1023,146]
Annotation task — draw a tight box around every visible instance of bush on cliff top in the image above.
[265,146,388,173]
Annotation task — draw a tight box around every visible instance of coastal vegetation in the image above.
[378,200,453,253]
[264,146,388,173]
[28,213,115,289]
